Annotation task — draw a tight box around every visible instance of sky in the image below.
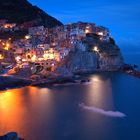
[28,0,140,48]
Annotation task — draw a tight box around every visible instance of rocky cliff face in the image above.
[98,47,123,71]
[67,36,124,73]
[68,51,98,72]
[0,0,62,27]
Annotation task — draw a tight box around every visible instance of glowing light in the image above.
[43,49,56,60]
[4,23,16,29]
[4,43,10,50]
[22,59,27,62]
[15,56,21,62]
[43,53,54,60]
[93,46,99,52]
[86,26,90,29]
[43,53,48,60]
[97,32,104,36]
[85,29,90,34]
[52,42,56,46]
[31,55,36,62]
[38,58,44,61]
[52,63,55,66]
[25,35,31,40]
[0,54,4,60]
[93,77,100,82]
[6,43,10,47]
[85,25,92,34]
[4,47,9,50]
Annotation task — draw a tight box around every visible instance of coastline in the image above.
[0,76,32,91]
[1,67,140,91]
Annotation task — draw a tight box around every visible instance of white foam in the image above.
[79,103,126,118]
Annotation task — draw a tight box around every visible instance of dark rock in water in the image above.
[80,79,90,84]
[0,132,23,140]
[81,79,86,83]
[122,64,134,71]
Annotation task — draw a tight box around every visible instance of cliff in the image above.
[0,0,62,28]
[67,36,124,73]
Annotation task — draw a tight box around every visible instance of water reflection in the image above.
[0,75,115,140]
[0,88,25,135]
[86,75,114,109]
[0,73,139,140]
[81,74,116,140]
[0,87,54,139]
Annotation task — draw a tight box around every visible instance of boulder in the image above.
[0,132,23,140]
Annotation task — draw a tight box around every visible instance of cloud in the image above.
[79,103,126,118]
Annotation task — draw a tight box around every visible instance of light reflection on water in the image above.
[86,75,114,109]
[80,74,116,140]
[0,73,140,140]
[0,87,54,139]
[0,89,25,133]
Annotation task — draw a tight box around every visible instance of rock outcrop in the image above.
[68,51,98,72]
[0,132,23,140]
[67,36,124,73]
[0,76,32,90]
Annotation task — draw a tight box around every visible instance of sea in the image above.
[0,46,140,140]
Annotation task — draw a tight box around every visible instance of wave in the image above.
[79,103,126,118]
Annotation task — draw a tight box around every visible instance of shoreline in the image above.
[123,70,140,79]
[0,68,140,91]
[0,76,32,91]
[121,64,140,79]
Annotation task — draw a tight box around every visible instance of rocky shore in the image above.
[0,132,23,140]
[1,64,140,91]
[31,75,90,87]
[122,64,140,79]
[0,72,91,90]
[0,76,31,90]
[126,70,140,78]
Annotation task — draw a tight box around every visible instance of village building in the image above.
[0,21,111,75]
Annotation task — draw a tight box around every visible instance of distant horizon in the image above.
[28,0,140,48]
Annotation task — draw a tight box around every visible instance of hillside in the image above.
[0,0,62,28]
